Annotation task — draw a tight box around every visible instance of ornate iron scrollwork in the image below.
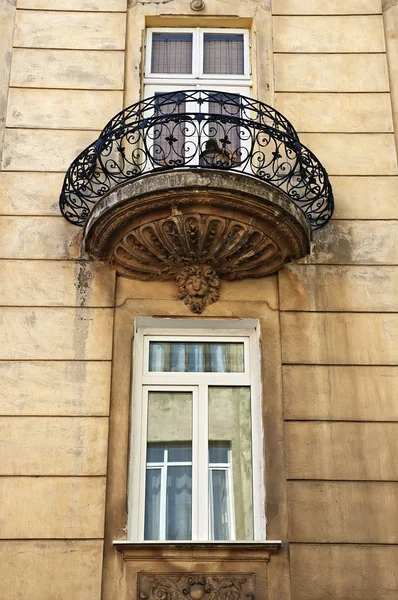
[59,90,334,231]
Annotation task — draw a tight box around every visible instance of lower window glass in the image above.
[209,387,253,540]
[144,391,193,540]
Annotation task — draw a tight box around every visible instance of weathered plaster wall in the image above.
[0,1,127,599]
[383,0,398,152]
[0,0,16,165]
[124,0,274,106]
[274,0,398,598]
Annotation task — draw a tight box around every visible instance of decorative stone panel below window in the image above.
[114,542,281,600]
[138,573,255,600]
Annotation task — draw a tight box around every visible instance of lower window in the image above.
[129,321,264,541]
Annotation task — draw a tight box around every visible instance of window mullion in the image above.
[227,458,236,541]
[137,385,149,541]
[197,383,209,540]
[250,333,264,540]
[191,385,199,540]
[159,454,167,541]
[193,27,201,79]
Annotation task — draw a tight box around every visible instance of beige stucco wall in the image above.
[0,0,397,599]
[0,1,126,599]
[274,1,398,598]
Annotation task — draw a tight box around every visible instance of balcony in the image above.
[60,91,334,312]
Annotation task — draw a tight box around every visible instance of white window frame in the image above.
[129,318,265,542]
[145,27,251,85]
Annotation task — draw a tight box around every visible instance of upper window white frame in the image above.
[145,27,251,83]
[128,318,265,542]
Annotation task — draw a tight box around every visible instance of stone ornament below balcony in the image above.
[84,169,311,313]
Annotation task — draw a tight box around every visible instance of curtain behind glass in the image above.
[144,469,161,540]
[151,33,193,74]
[166,465,192,539]
[149,342,244,372]
[203,33,244,74]
[153,93,186,165]
[207,93,241,162]
[210,470,230,540]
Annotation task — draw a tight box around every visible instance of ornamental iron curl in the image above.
[59,90,334,230]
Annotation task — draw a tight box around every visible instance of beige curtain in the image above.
[149,342,244,372]
[151,33,192,74]
[203,33,244,75]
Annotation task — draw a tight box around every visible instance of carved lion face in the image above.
[176,265,220,314]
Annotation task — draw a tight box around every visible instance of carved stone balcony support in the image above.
[84,169,310,312]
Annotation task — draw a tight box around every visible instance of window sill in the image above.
[113,539,282,562]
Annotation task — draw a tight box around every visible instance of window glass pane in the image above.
[151,32,193,74]
[187,343,204,372]
[208,387,253,540]
[166,465,192,540]
[170,343,186,372]
[209,441,229,464]
[149,342,244,372]
[144,469,161,540]
[147,445,164,463]
[168,444,192,463]
[201,93,242,166]
[203,33,244,75]
[145,391,192,540]
[151,93,187,166]
[210,469,230,541]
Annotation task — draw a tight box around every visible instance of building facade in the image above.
[0,0,397,599]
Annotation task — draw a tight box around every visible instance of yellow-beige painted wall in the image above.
[0,1,125,599]
[0,0,397,599]
[275,1,398,599]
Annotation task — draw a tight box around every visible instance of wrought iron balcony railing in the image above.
[59,90,334,230]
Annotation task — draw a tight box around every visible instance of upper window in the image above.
[143,28,252,167]
[129,320,264,542]
[145,28,251,82]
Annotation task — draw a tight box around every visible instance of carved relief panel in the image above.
[138,573,255,600]
[113,542,281,600]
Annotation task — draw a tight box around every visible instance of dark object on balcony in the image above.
[200,138,232,167]
[59,90,334,231]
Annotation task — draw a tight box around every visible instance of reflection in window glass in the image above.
[203,33,244,75]
[151,33,193,74]
[208,387,253,540]
[145,392,192,540]
[149,342,244,372]
[144,469,161,540]
[209,442,232,540]
[209,441,230,464]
